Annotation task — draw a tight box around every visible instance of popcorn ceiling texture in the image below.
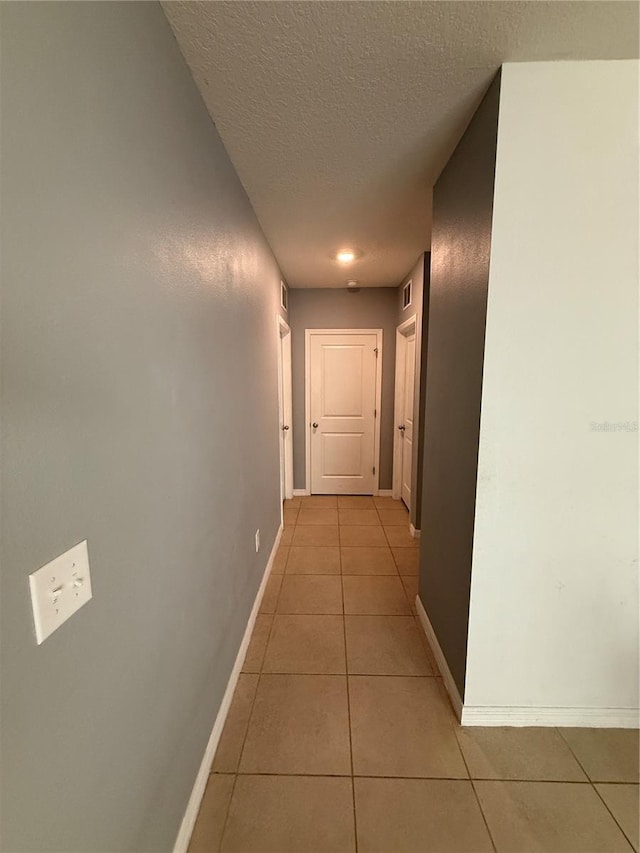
[163,0,638,289]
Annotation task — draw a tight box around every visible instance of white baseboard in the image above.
[415,595,463,721]
[461,705,640,728]
[173,525,283,853]
[415,596,639,729]
[409,523,421,539]
[295,488,393,498]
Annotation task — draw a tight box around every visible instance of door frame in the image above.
[276,315,294,506]
[392,315,418,502]
[305,328,383,495]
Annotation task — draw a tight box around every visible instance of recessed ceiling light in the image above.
[336,250,356,264]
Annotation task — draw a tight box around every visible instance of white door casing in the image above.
[393,316,418,509]
[305,330,382,495]
[277,315,293,505]
[401,334,416,507]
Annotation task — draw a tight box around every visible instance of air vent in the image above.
[402,279,412,309]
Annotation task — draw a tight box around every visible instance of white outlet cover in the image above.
[29,540,92,645]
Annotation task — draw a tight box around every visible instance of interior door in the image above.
[279,353,286,500]
[308,331,379,495]
[400,333,416,509]
[277,319,293,502]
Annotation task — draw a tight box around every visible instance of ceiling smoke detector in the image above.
[346,279,360,292]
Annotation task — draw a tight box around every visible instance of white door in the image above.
[400,333,416,508]
[279,367,286,499]
[308,331,380,495]
[277,317,293,502]
[393,321,417,511]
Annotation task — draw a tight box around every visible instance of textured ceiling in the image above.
[163,1,639,288]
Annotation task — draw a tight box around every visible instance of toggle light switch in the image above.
[29,541,92,644]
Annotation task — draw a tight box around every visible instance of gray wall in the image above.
[416,256,431,529]
[418,73,501,698]
[288,288,398,491]
[0,4,285,851]
[396,254,428,528]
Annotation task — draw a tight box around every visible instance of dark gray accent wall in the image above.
[418,73,501,698]
[416,256,431,530]
[288,288,398,491]
[0,4,285,851]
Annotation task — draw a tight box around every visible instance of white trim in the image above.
[409,523,421,539]
[392,316,418,503]
[305,329,383,495]
[377,489,393,497]
[415,595,639,729]
[461,705,640,728]
[276,316,293,509]
[293,488,310,497]
[280,280,288,313]
[415,595,463,721]
[173,525,283,853]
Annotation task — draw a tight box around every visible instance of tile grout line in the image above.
[218,500,311,845]
[229,771,616,783]
[219,501,526,851]
[253,540,638,795]
[216,679,261,852]
[449,717,498,853]
[377,502,397,574]
[215,523,291,852]
[249,670,441,677]
[215,776,236,851]
[251,498,450,853]
[338,515,360,853]
[221,527,638,846]
[218,510,301,843]
[555,728,593,782]
[556,728,638,851]
[376,500,414,577]
[214,687,257,850]
[381,500,421,625]
[284,497,424,668]
[215,503,294,851]
[379,507,489,851]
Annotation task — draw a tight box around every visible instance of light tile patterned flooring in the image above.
[190,495,640,853]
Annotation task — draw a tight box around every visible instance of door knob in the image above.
[312,422,318,429]
[282,425,289,431]
[398,424,406,431]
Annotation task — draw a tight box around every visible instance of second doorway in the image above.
[393,317,417,511]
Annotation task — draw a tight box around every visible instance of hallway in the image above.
[2,4,638,850]
[188,496,639,853]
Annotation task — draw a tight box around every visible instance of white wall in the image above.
[465,61,639,723]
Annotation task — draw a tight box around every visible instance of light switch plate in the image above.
[29,540,92,644]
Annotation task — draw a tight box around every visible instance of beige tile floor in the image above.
[190,495,640,853]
